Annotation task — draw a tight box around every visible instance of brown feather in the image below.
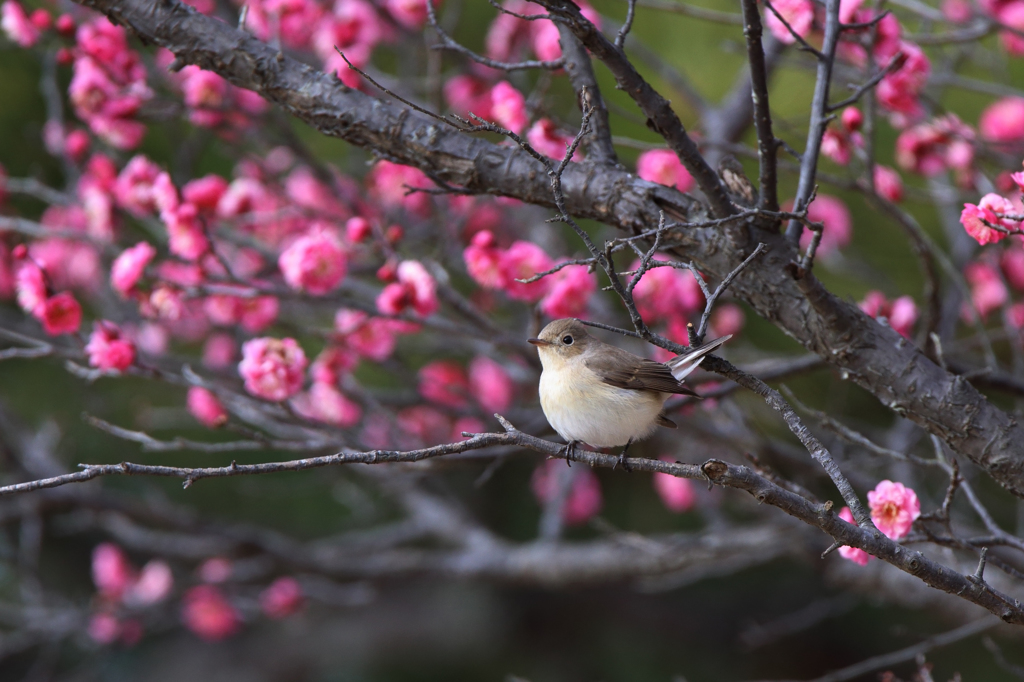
[586,345,701,397]
[655,413,677,429]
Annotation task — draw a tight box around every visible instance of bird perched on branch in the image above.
[529,319,731,468]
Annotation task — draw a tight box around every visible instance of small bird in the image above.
[528,319,731,468]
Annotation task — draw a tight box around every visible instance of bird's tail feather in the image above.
[667,335,732,380]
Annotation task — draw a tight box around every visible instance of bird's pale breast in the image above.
[538,356,668,448]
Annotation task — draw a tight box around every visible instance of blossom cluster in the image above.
[837,480,921,566]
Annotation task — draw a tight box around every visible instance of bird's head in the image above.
[528,318,592,363]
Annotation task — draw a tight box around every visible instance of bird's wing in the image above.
[666,334,733,381]
[586,346,701,397]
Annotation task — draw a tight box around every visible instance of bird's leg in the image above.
[616,438,634,472]
[562,440,579,467]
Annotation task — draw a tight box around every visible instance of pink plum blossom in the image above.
[963,261,1009,321]
[444,74,492,121]
[709,303,746,338]
[979,97,1024,144]
[1002,246,1024,291]
[182,175,228,212]
[960,193,1018,245]
[631,255,704,323]
[876,43,930,121]
[821,129,851,166]
[531,460,603,525]
[110,242,156,296]
[291,382,362,426]
[239,337,308,401]
[187,387,228,427]
[38,292,82,336]
[310,346,358,385]
[114,156,177,216]
[376,260,439,317]
[260,577,304,618]
[384,0,432,29]
[198,557,232,583]
[468,355,514,413]
[841,107,863,131]
[998,1,1024,54]
[89,612,122,644]
[654,458,697,512]
[764,0,814,44]
[335,309,403,361]
[837,506,871,565]
[418,360,470,408]
[92,543,134,599]
[490,81,528,134]
[500,241,554,302]
[15,261,47,315]
[859,291,918,338]
[896,115,975,176]
[202,333,236,369]
[162,203,209,261]
[182,585,240,641]
[797,194,853,258]
[942,0,973,21]
[278,225,347,295]
[86,322,136,371]
[366,160,433,217]
[123,560,173,606]
[526,119,580,161]
[2,1,39,46]
[464,230,506,290]
[539,263,596,319]
[867,480,920,540]
[636,149,695,193]
[397,405,452,446]
[874,165,904,203]
[346,217,373,243]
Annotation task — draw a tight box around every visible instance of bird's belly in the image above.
[539,371,666,448]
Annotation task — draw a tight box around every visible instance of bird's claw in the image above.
[562,440,579,466]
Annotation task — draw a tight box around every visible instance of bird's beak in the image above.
[528,337,552,346]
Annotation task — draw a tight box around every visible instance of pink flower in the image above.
[278,225,347,294]
[464,230,506,289]
[797,194,853,258]
[110,242,156,297]
[529,0,599,60]
[313,0,384,76]
[187,387,228,427]
[526,119,580,161]
[38,292,82,336]
[384,0,431,29]
[764,0,814,44]
[92,543,134,599]
[636,149,695,193]
[310,345,358,385]
[841,107,864,132]
[837,506,871,565]
[203,333,236,369]
[239,296,279,333]
[874,165,904,203]
[114,156,177,216]
[15,261,47,315]
[123,560,173,606]
[397,405,452,446]
[709,303,745,338]
[238,337,308,401]
[531,460,603,525]
[942,0,973,21]
[979,97,1024,144]
[89,612,122,644]
[821,128,851,166]
[86,322,136,371]
[291,382,362,426]
[654,458,697,512]
[335,309,402,361]
[346,216,373,243]
[28,237,101,293]
[469,355,514,413]
[182,585,240,641]
[366,160,433,217]
[162,203,209,261]
[500,241,555,302]
[859,291,917,338]
[961,193,1018,245]
[182,174,229,212]
[896,115,975,176]
[539,264,596,319]
[998,1,1024,54]
[963,261,1009,321]
[376,260,439,317]
[444,74,492,121]
[877,42,930,121]
[867,480,920,539]
[489,81,528,134]
[1002,246,1024,291]
[260,577,304,619]
[631,256,704,323]
[418,360,470,408]
[2,1,39,46]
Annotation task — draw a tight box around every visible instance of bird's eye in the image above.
[562,335,574,345]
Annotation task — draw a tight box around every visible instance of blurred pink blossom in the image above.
[182,585,240,641]
[377,260,439,317]
[501,241,555,302]
[469,355,514,413]
[490,81,528,134]
[114,156,177,216]
[291,381,362,426]
[89,612,122,644]
[260,577,304,618]
[2,1,39,46]
[636,149,695,193]
[111,242,156,297]
[867,480,920,539]
[796,194,853,258]
[366,160,433,217]
[764,0,813,44]
[539,263,596,319]
[187,387,228,427]
[876,42,930,121]
[654,458,697,512]
[873,165,904,203]
[979,97,1024,144]
[38,292,82,336]
[709,303,745,338]
[961,193,1018,245]
[278,225,347,295]
[631,255,704,323]
[397,405,452,446]
[526,119,580,161]
[963,261,1009,321]
[335,309,403,361]
[182,174,228,212]
[531,460,603,525]
[998,1,1024,54]
[418,360,470,408]
[198,557,232,583]
[163,203,209,261]
[896,115,975,176]
[202,333,237,369]
[239,337,308,401]
[86,322,136,371]
[837,506,871,565]
[858,291,918,338]
[124,560,173,606]
[92,543,134,600]
[464,230,506,290]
